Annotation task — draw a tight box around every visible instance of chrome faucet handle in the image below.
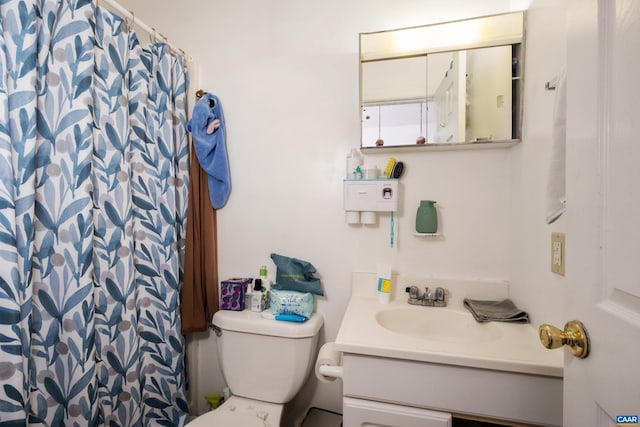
[433,287,447,307]
[405,285,419,298]
[405,286,422,305]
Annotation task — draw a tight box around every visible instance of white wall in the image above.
[508,0,568,328]
[114,0,567,424]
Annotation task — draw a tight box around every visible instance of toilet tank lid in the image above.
[212,311,324,338]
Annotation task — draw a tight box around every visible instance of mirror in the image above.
[360,12,525,149]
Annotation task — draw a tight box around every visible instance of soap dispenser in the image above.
[416,200,438,233]
[250,279,265,312]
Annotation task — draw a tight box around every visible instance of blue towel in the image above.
[187,93,230,209]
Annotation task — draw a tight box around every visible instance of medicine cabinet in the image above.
[360,11,525,151]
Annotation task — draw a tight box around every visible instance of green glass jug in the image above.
[416,200,437,233]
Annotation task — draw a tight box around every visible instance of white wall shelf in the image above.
[413,232,441,237]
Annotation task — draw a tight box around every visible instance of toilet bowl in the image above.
[186,310,324,426]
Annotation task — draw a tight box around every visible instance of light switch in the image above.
[551,232,565,276]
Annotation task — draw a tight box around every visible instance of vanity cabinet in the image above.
[341,354,562,427]
[335,274,564,427]
[344,396,452,426]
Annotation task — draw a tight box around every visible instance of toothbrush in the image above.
[390,212,395,248]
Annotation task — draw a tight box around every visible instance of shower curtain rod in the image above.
[99,0,191,61]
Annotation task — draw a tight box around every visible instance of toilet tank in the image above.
[212,311,324,404]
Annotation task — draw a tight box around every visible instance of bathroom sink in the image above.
[375,307,503,343]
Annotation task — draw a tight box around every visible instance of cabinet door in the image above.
[343,397,452,427]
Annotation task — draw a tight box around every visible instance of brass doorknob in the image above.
[539,320,590,358]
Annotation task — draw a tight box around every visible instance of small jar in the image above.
[416,200,437,233]
[362,165,379,180]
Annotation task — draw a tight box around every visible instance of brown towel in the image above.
[463,299,529,323]
[181,150,219,333]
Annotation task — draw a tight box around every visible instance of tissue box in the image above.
[220,278,252,311]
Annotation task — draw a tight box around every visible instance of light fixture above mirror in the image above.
[359,11,525,150]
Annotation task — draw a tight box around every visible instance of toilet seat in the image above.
[185,396,282,427]
[187,410,268,427]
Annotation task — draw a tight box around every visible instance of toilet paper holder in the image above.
[315,342,343,383]
[318,364,343,380]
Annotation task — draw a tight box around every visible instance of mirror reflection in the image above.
[360,12,524,149]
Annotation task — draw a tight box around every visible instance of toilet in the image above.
[186,310,324,426]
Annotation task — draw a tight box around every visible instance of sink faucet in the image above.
[405,285,447,307]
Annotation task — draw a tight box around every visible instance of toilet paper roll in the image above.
[314,342,343,383]
[346,211,360,224]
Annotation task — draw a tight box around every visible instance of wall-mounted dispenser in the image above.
[415,200,438,233]
[344,179,398,224]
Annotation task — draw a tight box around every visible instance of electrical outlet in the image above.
[551,232,565,276]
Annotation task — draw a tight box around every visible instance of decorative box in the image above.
[220,278,252,311]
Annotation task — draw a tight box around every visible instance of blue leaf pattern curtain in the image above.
[0,1,190,425]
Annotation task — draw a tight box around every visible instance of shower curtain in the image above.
[0,1,190,425]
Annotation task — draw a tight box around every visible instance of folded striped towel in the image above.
[463,298,529,323]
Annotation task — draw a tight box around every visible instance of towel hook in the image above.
[545,78,557,91]
[195,90,215,108]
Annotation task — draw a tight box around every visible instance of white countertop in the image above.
[334,273,563,378]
